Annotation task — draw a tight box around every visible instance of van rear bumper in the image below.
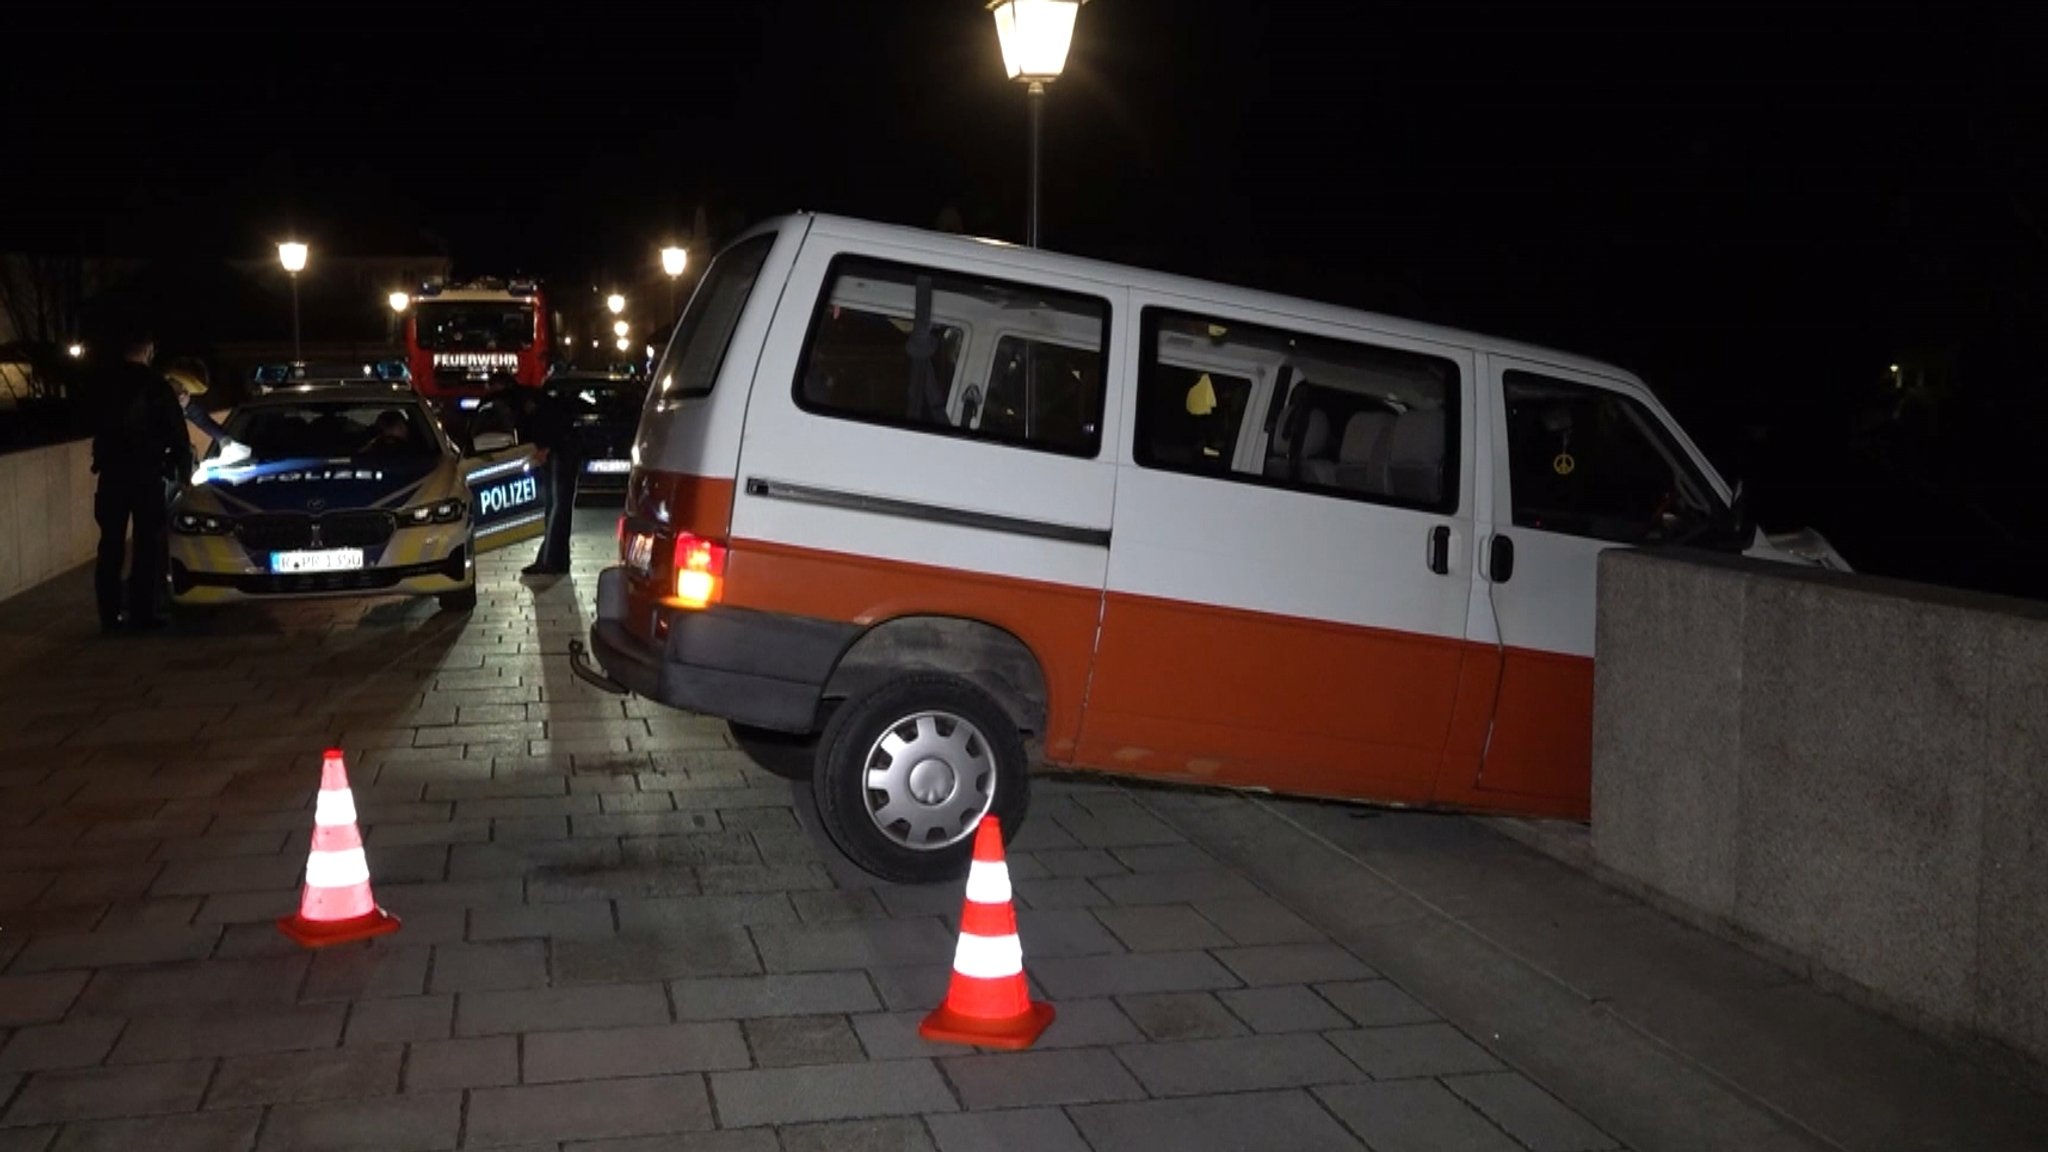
[587,566,859,733]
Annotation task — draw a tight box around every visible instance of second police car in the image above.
[168,383,544,611]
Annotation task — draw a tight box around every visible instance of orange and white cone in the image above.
[919,816,1054,1050]
[277,748,400,948]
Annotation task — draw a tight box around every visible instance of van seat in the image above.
[1382,407,1446,502]
[1333,411,1394,494]
[1295,409,1338,486]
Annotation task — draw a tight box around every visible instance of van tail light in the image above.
[673,532,727,609]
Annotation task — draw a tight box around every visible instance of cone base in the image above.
[918,999,1055,1051]
[277,906,401,949]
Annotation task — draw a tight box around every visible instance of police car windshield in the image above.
[225,403,442,462]
[415,302,536,351]
[546,378,645,421]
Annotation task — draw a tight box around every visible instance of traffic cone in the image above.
[919,816,1054,1050]
[277,748,400,948]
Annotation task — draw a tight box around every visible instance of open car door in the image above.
[452,397,545,554]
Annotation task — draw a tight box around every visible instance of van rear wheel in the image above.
[812,673,1030,884]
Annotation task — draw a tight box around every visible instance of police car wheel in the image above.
[812,673,1030,885]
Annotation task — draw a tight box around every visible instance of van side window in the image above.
[979,336,1102,455]
[800,308,965,422]
[1135,309,1460,512]
[792,257,1109,458]
[1139,362,1254,472]
[1502,370,1724,545]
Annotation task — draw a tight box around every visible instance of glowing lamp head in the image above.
[613,320,629,337]
[606,293,626,315]
[67,343,83,358]
[277,241,308,273]
[388,291,410,313]
[616,337,631,352]
[660,246,688,277]
[989,0,1081,83]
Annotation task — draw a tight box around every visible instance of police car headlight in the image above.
[173,512,234,535]
[402,498,466,526]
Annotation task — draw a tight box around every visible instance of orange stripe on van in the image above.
[720,540,1104,760]
[1452,647,1594,819]
[1078,592,1466,803]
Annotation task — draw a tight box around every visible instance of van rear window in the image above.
[791,257,1109,458]
[654,234,775,404]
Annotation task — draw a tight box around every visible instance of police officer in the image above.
[87,320,190,634]
[498,384,583,577]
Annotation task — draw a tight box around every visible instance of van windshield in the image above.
[654,234,775,403]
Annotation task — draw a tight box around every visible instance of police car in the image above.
[168,383,543,611]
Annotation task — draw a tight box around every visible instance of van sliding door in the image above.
[1078,302,1478,802]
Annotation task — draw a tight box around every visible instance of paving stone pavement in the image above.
[0,512,1620,1151]
[4,509,2040,1151]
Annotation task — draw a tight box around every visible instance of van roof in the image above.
[773,212,1647,390]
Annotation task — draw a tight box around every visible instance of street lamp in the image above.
[660,245,687,316]
[278,241,309,360]
[612,320,629,338]
[615,337,631,352]
[606,293,626,316]
[989,0,1082,248]
[387,292,410,347]
[67,343,83,358]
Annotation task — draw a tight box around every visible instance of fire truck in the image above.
[404,277,552,407]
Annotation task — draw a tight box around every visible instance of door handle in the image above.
[1489,534,1515,583]
[1426,525,1450,575]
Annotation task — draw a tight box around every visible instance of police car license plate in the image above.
[272,549,366,574]
[585,459,631,475]
[626,532,655,577]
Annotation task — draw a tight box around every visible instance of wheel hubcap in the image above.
[862,710,996,850]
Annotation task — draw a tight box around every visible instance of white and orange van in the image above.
[571,213,1842,882]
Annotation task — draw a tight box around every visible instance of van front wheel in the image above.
[812,674,1030,884]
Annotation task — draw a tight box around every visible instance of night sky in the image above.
[7,0,2048,592]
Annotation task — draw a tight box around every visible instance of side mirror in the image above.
[1725,478,1756,544]
[471,430,516,454]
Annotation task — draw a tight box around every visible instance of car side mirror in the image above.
[470,430,516,454]
[1724,478,1756,544]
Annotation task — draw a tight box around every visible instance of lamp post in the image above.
[989,0,1082,248]
[278,241,309,361]
[660,246,687,318]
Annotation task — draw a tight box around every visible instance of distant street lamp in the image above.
[387,292,410,346]
[615,337,631,352]
[612,320,629,338]
[660,245,688,316]
[277,241,309,361]
[67,343,83,358]
[606,293,626,316]
[988,0,1082,248]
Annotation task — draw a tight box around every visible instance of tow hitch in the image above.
[567,639,630,697]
